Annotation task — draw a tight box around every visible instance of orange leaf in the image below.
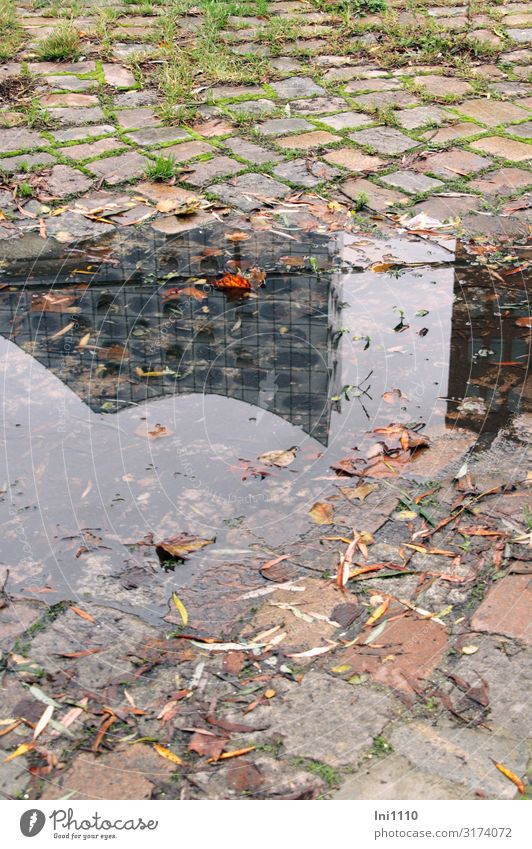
[309,501,334,525]
[0,720,22,737]
[365,597,390,627]
[261,554,289,571]
[225,231,249,242]
[70,606,95,623]
[214,273,250,290]
[515,317,532,328]
[493,761,525,794]
[92,713,116,752]
[209,746,255,762]
[58,648,103,658]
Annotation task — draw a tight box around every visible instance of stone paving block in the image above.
[0,152,55,173]
[334,754,473,800]
[0,600,43,648]
[0,127,48,152]
[226,99,277,117]
[28,60,96,74]
[256,117,314,136]
[273,158,339,187]
[344,78,401,94]
[349,126,419,155]
[224,136,282,165]
[41,164,94,197]
[470,136,532,161]
[51,124,115,143]
[45,75,96,92]
[207,172,290,211]
[468,166,532,195]
[507,28,532,42]
[102,63,136,88]
[207,84,265,100]
[341,177,407,211]
[115,107,161,130]
[157,140,215,162]
[410,195,481,221]
[335,615,449,691]
[183,155,242,186]
[289,95,348,115]
[59,137,124,161]
[50,106,106,126]
[270,76,326,98]
[320,111,371,131]
[86,151,149,185]
[191,117,235,138]
[150,211,213,234]
[40,92,100,108]
[380,170,444,194]
[352,91,420,110]
[114,90,159,108]
[125,126,190,146]
[275,130,340,149]
[422,122,481,143]
[470,574,532,643]
[248,672,402,767]
[135,181,200,206]
[41,744,174,800]
[323,147,384,171]
[454,98,529,127]
[395,105,445,130]
[413,149,492,178]
[505,120,532,139]
[413,74,474,97]
[389,720,528,798]
[43,211,115,243]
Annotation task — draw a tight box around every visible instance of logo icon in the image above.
[20,810,46,837]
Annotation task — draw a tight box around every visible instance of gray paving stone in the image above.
[28,60,96,74]
[256,117,313,136]
[395,105,445,130]
[507,28,532,42]
[45,75,96,92]
[41,92,99,108]
[113,90,159,108]
[320,111,371,131]
[334,754,473,800]
[224,137,282,164]
[413,74,474,97]
[157,140,215,162]
[469,166,532,195]
[506,120,532,139]
[352,91,420,110]
[0,127,48,152]
[454,98,529,127]
[207,84,265,100]
[247,672,401,767]
[345,78,401,94]
[59,137,124,161]
[115,108,161,130]
[389,720,529,799]
[51,124,115,143]
[207,172,290,211]
[0,152,55,173]
[350,126,419,155]
[50,106,106,126]
[102,63,136,88]
[272,158,339,187]
[414,149,492,178]
[41,164,94,197]
[289,96,348,115]
[125,126,190,146]
[270,76,326,99]
[86,151,149,185]
[380,170,444,194]
[341,177,408,211]
[183,155,242,186]
[226,99,277,117]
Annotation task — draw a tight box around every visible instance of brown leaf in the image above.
[188,731,227,760]
[261,554,289,571]
[309,501,334,525]
[339,482,379,502]
[155,533,215,563]
[92,713,116,752]
[383,388,403,404]
[225,231,249,242]
[515,317,532,328]
[257,447,297,468]
[70,606,96,623]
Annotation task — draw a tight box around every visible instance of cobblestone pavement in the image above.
[1,414,531,800]
[0,0,531,245]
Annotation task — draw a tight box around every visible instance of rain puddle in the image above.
[0,223,530,627]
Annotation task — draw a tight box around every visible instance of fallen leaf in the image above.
[515,317,532,328]
[261,554,289,571]
[188,731,227,760]
[257,446,297,468]
[153,743,183,765]
[171,592,188,626]
[460,645,479,655]
[214,273,250,290]
[209,746,255,762]
[57,648,103,658]
[493,761,525,794]
[339,482,379,502]
[365,597,390,627]
[383,388,403,404]
[225,231,249,242]
[92,713,116,752]
[156,533,215,563]
[33,705,54,741]
[2,742,34,764]
[70,606,95,623]
[50,321,75,340]
[309,501,333,525]
[77,332,91,349]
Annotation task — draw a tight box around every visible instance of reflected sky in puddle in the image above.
[0,223,530,625]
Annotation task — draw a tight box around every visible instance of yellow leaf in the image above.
[264,689,276,699]
[210,746,255,762]
[365,597,390,627]
[461,645,479,655]
[153,743,183,765]
[2,742,33,764]
[78,332,91,348]
[309,501,333,525]
[172,593,188,626]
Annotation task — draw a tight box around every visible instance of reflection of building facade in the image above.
[0,225,343,444]
[446,266,531,432]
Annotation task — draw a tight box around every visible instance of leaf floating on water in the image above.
[153,743,183,766]
[382,388,403,405]
[309,502,334,525]
[225,231,250,242]
[171,592,188,626]
[50,321,75,340]
[515,316,532,328]
[70,606,96,623]
[156,533,215,563]
[493,761,525,794]
[147,424,171,439]
[77,332,91,349]
[214,273,250,290]
[257,447,297,468]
